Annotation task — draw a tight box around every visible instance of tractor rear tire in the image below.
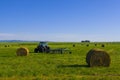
[34,48,38,53]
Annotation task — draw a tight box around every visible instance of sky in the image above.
[0,0,120,42]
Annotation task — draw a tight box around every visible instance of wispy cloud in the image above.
[0,33,119,42]
[0,33,16,40]
[0,33,15,36]
[0,33,81,41]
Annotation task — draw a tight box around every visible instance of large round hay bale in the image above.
[86,49,110,67]
[16,47,29,56]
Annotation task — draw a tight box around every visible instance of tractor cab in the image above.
[38,42,48,47]
[34,42,50,53]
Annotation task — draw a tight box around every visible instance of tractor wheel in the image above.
[34,48,38,53]
[37,47,43,53]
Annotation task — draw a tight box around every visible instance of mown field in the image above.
[0,42,120,80]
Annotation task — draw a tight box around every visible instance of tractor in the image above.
[34,42,50,53]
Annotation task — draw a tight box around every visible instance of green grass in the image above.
[0,42,120,80]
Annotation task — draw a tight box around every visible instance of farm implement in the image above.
[50,48,71,54]
[34,42,71,54]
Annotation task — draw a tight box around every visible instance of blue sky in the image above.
[0,0,120,42]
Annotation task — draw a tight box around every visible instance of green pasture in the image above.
[0,42,120,80]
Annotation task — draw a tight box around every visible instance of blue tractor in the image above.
[34,42,50,53]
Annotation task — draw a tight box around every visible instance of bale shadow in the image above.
[58,64,89,68]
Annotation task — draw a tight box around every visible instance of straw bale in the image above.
[86,49,110,67]
[16,47,29,56]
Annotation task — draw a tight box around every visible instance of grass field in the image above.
[0,42,120,80]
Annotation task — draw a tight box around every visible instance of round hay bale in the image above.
[86,44,89,47]
[73,44,75,47]
[5,45,7,47]
[95,44,97,46]
[101,44,105,47]
[86,49,110,67]
[16,47,29,56]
